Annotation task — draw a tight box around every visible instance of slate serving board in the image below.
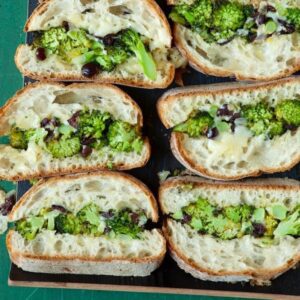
[8,0,300,298]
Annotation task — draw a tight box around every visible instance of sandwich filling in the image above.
[170,0,300,45]
[15,203,148,241]
[32,24,157,80]
[174,99,300,140]
[171,197,300,241]
[7,109,144,160]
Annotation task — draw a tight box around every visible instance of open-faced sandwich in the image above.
[7,171,166,276]
[0,82,150,181]
[158,77,300,180]
[168,0,300,81]
[159,176,300,284]
[15,0,178,88]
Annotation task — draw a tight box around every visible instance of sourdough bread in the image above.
[0,82,150,180]
[157,77,300,180]
[159,176,300,284]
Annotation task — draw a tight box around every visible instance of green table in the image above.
[0,1,257,299]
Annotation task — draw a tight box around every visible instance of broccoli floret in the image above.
[15,216,45,240]
[268,120,285,138]
[120,29,157,80]
[46,137,81,158]
[107,121,143,153]
[174,112,213,137]
[54,213,81,234]
[273,207,300,238]
[241,103,275,136]
[183,198,214,221]
[170,0,213,28]
[106,210,144,238]
[211,2,246,41]
[77,110,111,139]
[224,206,242,223]
[95,46,129,71]
[285,8,300,30]
[37,27,93,62]
[275,100,300,127]
[265,215,278,236]
[9,127,37,149]
[208,215,240,240]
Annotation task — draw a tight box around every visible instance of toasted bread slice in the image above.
[168,0,300,81]
[159,176,300,284]
[15,0,175,88]
[7,171,166,276]
[157,77,300,180]
[0,82,150,181]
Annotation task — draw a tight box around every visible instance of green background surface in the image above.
[0,1,258,300]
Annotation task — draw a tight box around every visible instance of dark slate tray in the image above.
[8,0,300,298]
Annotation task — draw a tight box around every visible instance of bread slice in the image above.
[169,0,300,81]
[0,82,150,181]
[157,77,300,180]
[15,0,175,88]
[7,171,166,276]
[159,176,300,284]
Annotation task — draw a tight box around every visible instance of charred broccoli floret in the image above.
[275,100,300,127]
[120,29,157,80]
[9,127,36,149]
[107,121,143,153]
[77,110,111,139]
[170,0,213,28]
[46,137,81,158]
[211,2,246,41]
[285,8,300,30]
[174,112,213,137]
[54,213,81,234]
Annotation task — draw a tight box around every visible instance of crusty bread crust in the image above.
[157,77,300,180]
[159,176,300,284]
[0,82,151,181]
[10,171,159,222]
[6,229,166,276]
[15,0,175,88]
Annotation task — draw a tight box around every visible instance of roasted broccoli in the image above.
[54,213,81,235]
[170,0,213,28]
[107,121,143,153]
[211,2,246,41]
[9,127,36,149]
[265,215,278,236]
[15,216,45,240]
[106,209,144,238]
[120,29,157,80]
[275,100,300,127]
[77,110,111,139]
[174,112,213,137]
[183,198,214,221]
[241,103,275,136]
[268,120,285,138]
[36,27,93,62]
[77,203,104,235]
[46,137,81,158]
[285,7,300,30]
[95,46,129,71]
